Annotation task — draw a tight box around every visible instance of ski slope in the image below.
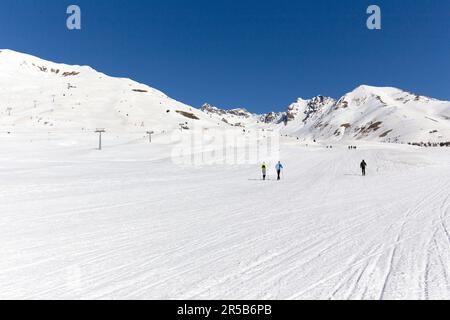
[0,49,226,133]
[0,134,449,300]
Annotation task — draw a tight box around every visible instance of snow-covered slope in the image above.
[1,50,449,143]
[0,49,225,133]
[287,86,450,144]
[200,86,450,144]
[214,87,450,144]
[1,135,449,299]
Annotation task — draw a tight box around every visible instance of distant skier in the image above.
[360,160,367,176]
[261,163,267,181]
[275,161,284,181]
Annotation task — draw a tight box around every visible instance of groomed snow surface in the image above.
[0,132,449,300]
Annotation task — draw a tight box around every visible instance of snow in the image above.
[201,86,450,145]
[0,49,228,133]
[1,49,449,300]
[1,49,449,144]
[0,133,449,300]
[284,85,450,143]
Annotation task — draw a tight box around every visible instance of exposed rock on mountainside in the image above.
[1,50,449,143]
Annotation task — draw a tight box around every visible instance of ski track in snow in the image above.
[0,136,449,300]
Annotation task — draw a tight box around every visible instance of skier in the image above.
[275,161,284,181]
[360,160,367,176]
[261,163,267,181]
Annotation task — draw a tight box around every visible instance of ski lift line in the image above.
[0,129,171,135]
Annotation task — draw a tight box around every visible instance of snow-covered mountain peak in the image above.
[284,95,336,123]
[337,85,443,111]
[287,85,450,143]
[200,103,226,116]
[0,49,96,77]
[201,103,252,118]
[200,103,257,128]
[0,49,227,132]
[0,50,448,144]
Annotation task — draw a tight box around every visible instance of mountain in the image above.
[200,103,262,128]
[278,95,337,126]
[205,88,450,144]
[285,86,450,143]
[1,49,449,143]
[0,49,226,133]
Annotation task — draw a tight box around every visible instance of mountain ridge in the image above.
[1,49,449,143]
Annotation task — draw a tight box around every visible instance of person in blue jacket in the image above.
[275,161,284,180]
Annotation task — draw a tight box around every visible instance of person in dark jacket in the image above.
[360,160,367,176]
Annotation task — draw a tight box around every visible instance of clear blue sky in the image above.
[0,0,449,113]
